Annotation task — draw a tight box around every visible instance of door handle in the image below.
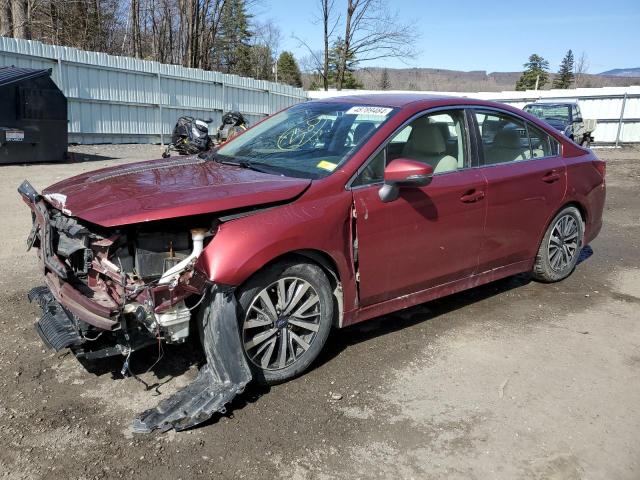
[460,190,485,203]
[542,171,561,183]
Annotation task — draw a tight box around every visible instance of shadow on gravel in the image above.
[65,246,596,429]
[315,273,533,372]
[316,245,596,371]
[6,151,120,166]
[64,151,118,164]
[75,337,204,383]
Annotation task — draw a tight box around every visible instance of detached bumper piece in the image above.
[29,285,83,351]
[133,286,252,433]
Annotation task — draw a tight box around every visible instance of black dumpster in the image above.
[0,66,67,164]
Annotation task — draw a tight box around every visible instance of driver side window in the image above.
[352,109,467,187]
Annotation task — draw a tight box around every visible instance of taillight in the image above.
[593,160,606,178]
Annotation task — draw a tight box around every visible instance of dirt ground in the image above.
[0,144,638,480]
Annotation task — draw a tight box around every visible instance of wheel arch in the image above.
[534,200,588,258]
[237,249,345,328]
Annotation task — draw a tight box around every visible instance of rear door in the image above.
[472,108,567,272]
[351,108,487,306]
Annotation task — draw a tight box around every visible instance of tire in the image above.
[581,137,591,148]
[532,206,584,282]
[236,260,333,385]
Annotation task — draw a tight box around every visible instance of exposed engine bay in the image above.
[38,205,211,346]
[19,179,252,432]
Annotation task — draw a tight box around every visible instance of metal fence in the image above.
[309,86,640,145]
[3,36,638,146]
[0,37,308,144]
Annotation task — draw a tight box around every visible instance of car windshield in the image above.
[524,104,571,122]
[215,102,397,179]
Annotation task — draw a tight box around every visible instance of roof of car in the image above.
[525,101,579,106]
[314,93,474,108]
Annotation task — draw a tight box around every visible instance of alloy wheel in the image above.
[547,214,580,272]
[242,277,322,371]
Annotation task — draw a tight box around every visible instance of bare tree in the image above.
[0,0,12,36]
[574,52,590,88]
[335,0,418,90]
[11,0,29,38]
[250,18,281,80]
[130,0,143,57]
[320,0,337,90]
[299,51,325,88]
[294,0,339,90]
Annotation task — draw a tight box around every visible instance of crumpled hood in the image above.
[42,156,311,227]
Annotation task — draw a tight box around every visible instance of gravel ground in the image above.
[0,144,639,480]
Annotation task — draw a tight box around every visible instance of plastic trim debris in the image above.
[132,285,252,433]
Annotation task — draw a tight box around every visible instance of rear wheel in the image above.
[532,206,584,282]
[237,260,333,385]
[581,136,591,148]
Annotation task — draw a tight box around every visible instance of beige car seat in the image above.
[401,120,457,173]
[487,128,531,163]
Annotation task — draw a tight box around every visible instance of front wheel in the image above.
[237,261,334,385]
[532,206,584,282]
[581,137,591,148]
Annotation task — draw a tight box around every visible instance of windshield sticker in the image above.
[345,106,393,116]
[316,160,337,172]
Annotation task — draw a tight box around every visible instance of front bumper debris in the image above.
[29,285,83,351]
[133,286,252,433]
[21,179,253,433]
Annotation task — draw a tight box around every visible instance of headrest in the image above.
[494,127,523,149]
[406,120,446,155]
[353,122,376,144]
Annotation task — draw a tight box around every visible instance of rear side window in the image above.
[475,111,530,164]
[475,110,560,165]
[527,123,560,158]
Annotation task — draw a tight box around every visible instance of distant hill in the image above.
[304,67,640,92]
[599,68,640,77]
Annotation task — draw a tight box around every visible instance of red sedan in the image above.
[19,94,605,431]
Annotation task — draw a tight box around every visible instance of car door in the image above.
[472,108,567,272]
[350,109,487,307]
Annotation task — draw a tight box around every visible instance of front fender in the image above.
[194,190,358,309]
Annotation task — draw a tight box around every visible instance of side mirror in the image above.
[379,158,433,203]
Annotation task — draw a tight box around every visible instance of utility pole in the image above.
[534,74,540,91]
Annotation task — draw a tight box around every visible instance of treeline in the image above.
[298,0,419,91]
[0,0,303,87]
[516,50,590,91]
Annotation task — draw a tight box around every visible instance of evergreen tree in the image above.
[329,39,362,89]
[277,51,303,87]
[515,54,550,91]
[553,49,575,89]
[212,0,252,75]
[379,68,391,90]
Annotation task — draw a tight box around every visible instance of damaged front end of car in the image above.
[18,179,252,433]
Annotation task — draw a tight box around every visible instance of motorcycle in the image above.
[162,116,213,158]
[162,111,248,158]
[216,111,247,144]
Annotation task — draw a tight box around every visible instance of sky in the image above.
[254,0,640,73]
